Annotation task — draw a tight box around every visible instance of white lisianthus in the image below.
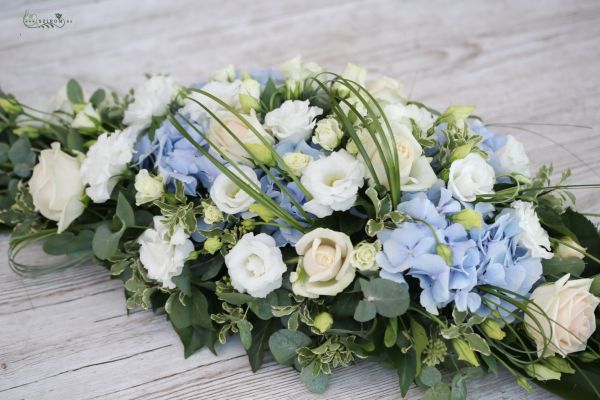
[282,152,313,176]
[290,228,355,298]
[496,134,531,177]
[366,76,406,107]
[350,241,380,272]
[28,142,85,233]
[509,200,553,259]
[134,169,164,205]
[555,237,586,260]
[448,153,495,202]
[335,63,367,97]
[313,117,344,151]
[209,64,236,82]
[71,103,100,130]
[225,232,287,298]
[301,150,365,217]
[182,80,244,122]
[81,126,138,203]
[385,103,436,133]
[138,216,194,289]
[210,165,259,214]
[208,110,273,165]
[123,75,179,128]
[264,100,322,143]
[525,274,600,357]
[280,56,323,92]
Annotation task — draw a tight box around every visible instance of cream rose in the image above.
[525,274,600,357]
[282,152,313,176]
[290,228,355,298]
[335,63,367,96]
[134,169,164,205]
[209,165,259,214]
[366,77,406,107]
[350,241,380,272]
[448,153,495,202]
[29,142,85,233]
[313,117,344,151]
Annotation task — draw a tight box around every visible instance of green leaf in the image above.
[424,382,451,400]
[391,348,417,397]
[384,317,398,348]
[89,89,106,108]
[268,329,312,366]
[92,222,123,260]
[410,317,428,375]
[66,230,94,257]
[330,292,361,318]
[217,291,254,305]
[354,300,376,322]
[0,143,9,164]
[172,325,217,358]
[116,192,135,227]
[67,130,84,151]
[246,318,277,372]
[238,319,253,350]
[172,266,191,296]
[561,208,600,273]
[299,361,330,394]
[464,333,491,356]
[67,79,84,104]
[451,374,468,400]
[590,275,600,296]
[166,288,212,330]
[542,256,585,277]
[360,278,409,318]
[43,232,75,255]
[419,366,442,387]
[8,136,35,165]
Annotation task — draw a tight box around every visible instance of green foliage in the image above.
[268,329,312,366]
[66,79,84,104]
[246,318,277,372]
[355,278,409,319]
[92,192,135,260]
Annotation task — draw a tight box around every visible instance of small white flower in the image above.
[301,150,365,217]
[335,63,368,96]
[225,232,287,298]
[209,64,236,82]
[282,152,313,176]
[366,76,406,107]
[385,103,436,133]
[123,75,179,128]
[264,100,322,143]
[350,241,380,272]
[509,200,553,259]
[138,216,194,289]
[134,169,163,205]
[210,165,259,214]
[182,80,243,122]
[280,56,323,92]
[71,103,100,129]
[202,202,224,225]
[81,127,138,203]
[555,237,586,260]
[496,134,531,177]
[28,142,85,233]
[313,117,344,151]
[448,153,495,202]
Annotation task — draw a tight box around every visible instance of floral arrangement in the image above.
[1,58,600,399]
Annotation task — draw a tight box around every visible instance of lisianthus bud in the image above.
[14,125,39,138]
[246,143,275,166]
[203,202,224,225]
[346,140,358,155]
[239,79,261,113]
[451,208,483,229]
[542,357,575,374]
[313,117,344,151]
[524,363,561,381]
[449,143,474,162]
[555,237,586,260]
[481,319,506,340]
[436,243,453,266]
[249,203,276,222]
[313,312,333,333]
[204,236,222,254]
[452,338,479,366]
[282,152,312,176]
[0,97,22,114]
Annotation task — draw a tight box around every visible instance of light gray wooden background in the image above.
[1,0,599,399]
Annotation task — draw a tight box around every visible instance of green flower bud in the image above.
[542,356,575,374]
[246,143,275,166]
[242,219,255,229]
[0,97,22,115]
[313,312,334,333]
[449,143,474,162]
[249,203,276,222]
[451,208,483,230]
[555,237,586,260]
[436,243,453,266]
[14,125,39,138]
[452,338,479,366]
[204,236,222,254]
[524,363,561,381]
[481,319,506,340]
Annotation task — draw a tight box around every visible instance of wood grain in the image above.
[0,0,599,398]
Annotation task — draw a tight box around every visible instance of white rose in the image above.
[301,150,365,218]
[313,117,344,151]
[448,153,495,202]
[555,237,586,260]
[71,103,100,129]
[385,103,436,133]
[123,75,179,128]
[202,201,224,225]
[282,152,313,176]
[280,57,323,92]
[264,100,322,143]
[208,110,273,165]
[28,142,85,233]
[525,274,600,357]
[225,232,287,298]
[134,169,164,205]
[496,134,531,177]
[209,64,236,82]
[81,126,138,203]
[335,63,368,96]
[138,216,194,289]
[210,165,259,214]
[509,200,553,259]
[182,80,243,122]
[350,241,380,272]
[366,77,406,107]
[290,228,355,298]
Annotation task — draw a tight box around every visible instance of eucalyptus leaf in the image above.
[354,300,376,322]
[419,366,442,387]
[67,79,84,104]
[268,329,311,366]
[92,223,123,260]
[360,278,409,318]
[238,319,253,350]
[299,361,329,394]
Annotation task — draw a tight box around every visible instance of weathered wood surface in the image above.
[1,0,599,398]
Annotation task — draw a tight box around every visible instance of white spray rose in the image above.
[209,64,236,82]
[210,165,259,214]
[282,152,313,176]
[28,142,85,233]
[366,76,406,107]
[239,78,261,113]
[280,56,323,92]
[123,75,179,128]
[71,103,100,130]
[525,274,600,358]
[313,117,344,151]
[138,216,194,289]
[350,241,380,272]
[301,150,365,218]
[134,169,164,205]
[264,100,322,143]
[555,237,586,260]
[335,63,367,97]
[290,228,355,298]
[225,232,287,298]
[81,127,138,203]
[496,134,531,177]
[448,153,495,202]
[510,200,553,259]
[208,110,273,165]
